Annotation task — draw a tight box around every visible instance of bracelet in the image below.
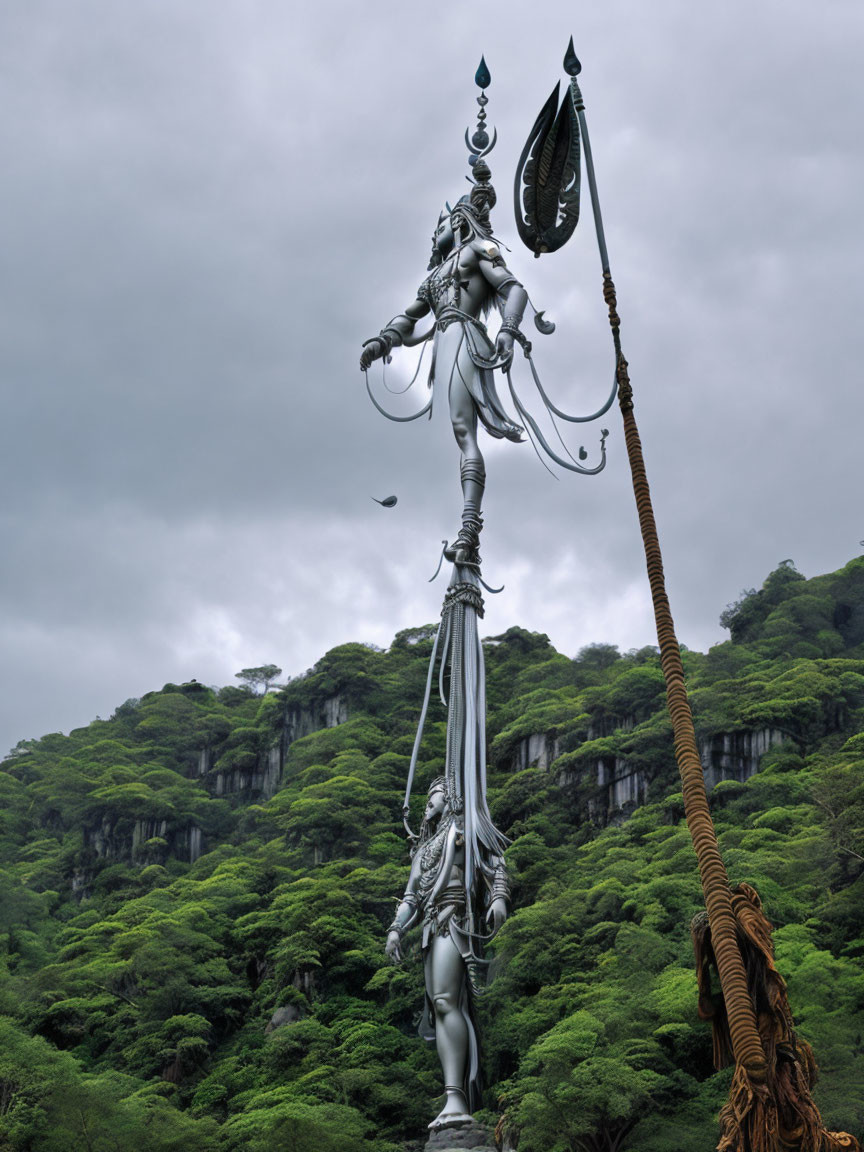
[361,334,392,358]
[386,921,404,937]
[490,867,510,904]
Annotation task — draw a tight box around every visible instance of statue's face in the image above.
[433,214,454,256]
[424,787,447,822]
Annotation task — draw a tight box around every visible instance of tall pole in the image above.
[563,41,768,1084]
[565,57,862,1147]
[511,32,772,1084]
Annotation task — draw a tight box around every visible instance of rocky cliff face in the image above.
[514,722,791,825]
[73,692,352,886]
[512,732,560,773]
[200,694,350,801]
[74,816,205,896]
[206,744,282,800]
[699,727,789,791]
[284,695,350,741]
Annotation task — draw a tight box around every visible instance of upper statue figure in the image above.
[360,158,529,568]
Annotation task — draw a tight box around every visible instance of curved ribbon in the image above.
[403,620,443,838]
[479,576,504,594]
[428,542,449,583]
[382,338,430,395]
[364,370,433,423]
[526,350,618,423]
[507,370,607,475]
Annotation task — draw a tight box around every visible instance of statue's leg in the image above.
[427,930,472,1127]
[446,335,485,564]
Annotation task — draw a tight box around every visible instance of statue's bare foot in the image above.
[428,1089,472,1130]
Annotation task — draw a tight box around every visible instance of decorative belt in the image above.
[436,306,487,334]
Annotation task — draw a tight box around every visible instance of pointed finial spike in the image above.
[475,55,491,89]
[563,36,581,76]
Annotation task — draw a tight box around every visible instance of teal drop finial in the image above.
[563,36,581,76]
[475,55,491,89]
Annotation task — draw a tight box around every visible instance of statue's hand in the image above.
[385,929,403,964]
[486,898,508,935]
[360,338,386,371]
[495,330,515,368]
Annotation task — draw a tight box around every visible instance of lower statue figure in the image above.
[386,777,509,1129]
[385,567,510,1131]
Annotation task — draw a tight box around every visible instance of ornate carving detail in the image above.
[443,582,485,618]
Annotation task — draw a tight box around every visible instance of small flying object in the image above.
[372,495,398,508]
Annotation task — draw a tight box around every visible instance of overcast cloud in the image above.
[1,0,862,752]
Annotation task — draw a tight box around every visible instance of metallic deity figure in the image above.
[386,776,509,1129]
[360,160,529,567]
[362,61,608,1135]
[361,58,612,563]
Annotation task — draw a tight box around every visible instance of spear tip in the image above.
[563,36,581,76]
[475,55,491,89]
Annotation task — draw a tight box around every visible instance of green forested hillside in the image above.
[1,559,862,1150]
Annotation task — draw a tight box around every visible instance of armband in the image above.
[387,892,418,936]
[490,864,510,905]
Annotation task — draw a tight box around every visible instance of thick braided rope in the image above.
[605,273,767,1081]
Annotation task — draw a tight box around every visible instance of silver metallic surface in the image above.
[364,56,613,1133]
[361,101,610,561]
[387,564,509,1131]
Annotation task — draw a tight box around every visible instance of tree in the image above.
[719,560,806,644]
[235,665,283,695]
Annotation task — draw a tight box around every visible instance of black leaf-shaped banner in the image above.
[513,82,581,256]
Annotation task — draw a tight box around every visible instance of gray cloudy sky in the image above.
[2,0,862,753]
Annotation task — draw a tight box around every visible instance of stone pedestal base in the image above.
[425,1118,496,1151]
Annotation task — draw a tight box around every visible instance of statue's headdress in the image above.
[429,59,499,267]
[455,58,499,236]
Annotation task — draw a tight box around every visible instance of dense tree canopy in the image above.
[0,558,862,1148]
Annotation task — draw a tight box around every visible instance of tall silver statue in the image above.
[361,57,613,1135]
